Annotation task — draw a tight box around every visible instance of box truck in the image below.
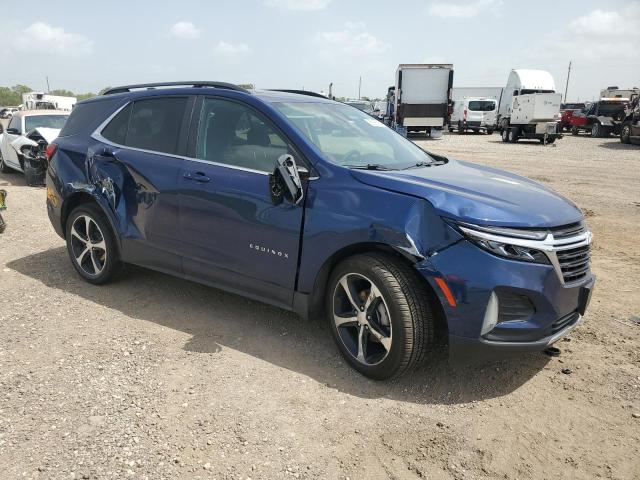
[392,64,453,138]
[21,92,77,111]
[497,69,563,144]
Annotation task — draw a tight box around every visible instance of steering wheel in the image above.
[343,150,362,165]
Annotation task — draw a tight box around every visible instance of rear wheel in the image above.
[457,121,465,134]
[508,127,519,143]
[486,129,494,135]
[571,126,579,136]
[620,125,631,144]
[65,204,122,285]
[591,123,601,138]
[326,253,435,380]
[501,129,509,142]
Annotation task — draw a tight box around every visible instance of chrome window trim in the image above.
[459,225,592,286]
[90,100,314,179]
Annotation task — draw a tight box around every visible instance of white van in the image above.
[450,97,497,134]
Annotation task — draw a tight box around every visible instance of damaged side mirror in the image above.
[269,154,304,206]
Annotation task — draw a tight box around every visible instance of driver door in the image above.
[1,115,22,168]
[179,96,307,308]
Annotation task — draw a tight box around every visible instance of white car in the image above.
[0,110,68,174]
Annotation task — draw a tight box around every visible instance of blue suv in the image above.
[46,82,594,379]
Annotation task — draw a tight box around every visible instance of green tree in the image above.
[49,89,76,97]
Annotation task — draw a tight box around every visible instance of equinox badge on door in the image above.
[249,243,289,259]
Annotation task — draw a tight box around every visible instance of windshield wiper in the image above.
[402,161,433,170]
[347,164,395,171]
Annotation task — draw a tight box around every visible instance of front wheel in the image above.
[501,129,509,142]
[0,150,12,174]
[620,125,631,144]
[326,253,435,380]
[486,129,494,135]
[571,126,579,136]
[508,127,519,143]
[591,123,601,138]
[65,204,122,285]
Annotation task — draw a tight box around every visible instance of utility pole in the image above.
[564,61,572,103]
[46,76,50,93]
[358,76,362,100]
[328,82,333,99]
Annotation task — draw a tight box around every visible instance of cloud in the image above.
[169,22,201,39]
[18,22,93,56]
[426,0,502,18]
[265,0,331,10]
[214,41,251,56]
[315,22,389,56]
[530,2,640,61]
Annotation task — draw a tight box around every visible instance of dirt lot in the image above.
[1,132,639,480]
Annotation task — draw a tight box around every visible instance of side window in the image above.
[124,97,187,155]
[102,104,132,145]
[195,98,288,173]
[8,115,21,133]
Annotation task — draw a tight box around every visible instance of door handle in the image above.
[183,171,211,183]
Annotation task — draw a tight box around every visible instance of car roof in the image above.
[15,110,70,117]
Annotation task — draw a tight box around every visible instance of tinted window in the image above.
[126,97,187,155]
[60,99,118,137]
[102,104,132,145]
[195,98,288,173]
[25,115,68,131]
[468,100,496,111]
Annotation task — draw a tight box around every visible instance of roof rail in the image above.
[268,89,328,99]
[102,81,249,95]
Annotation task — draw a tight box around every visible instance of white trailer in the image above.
[599,86,639,100]
[22,92,77,111]
[392,64,453,137]
[497,69,562,144]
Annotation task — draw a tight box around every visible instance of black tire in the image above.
[472,129,479,134]
[326,253,435,380]
[545,137,556,144]
[65,204,122,285]
[0,150,12,174]
[571,126,579,136]
[23,159,44,186]
[620,125,631,144]
[501,129,509,142]
[486,129,493,135]
[508,127,519,143]
[591,123,600,138]
[457,121,464,134]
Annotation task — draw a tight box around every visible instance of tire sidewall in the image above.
[326,256,414,380]
[65,204,119,285]
[621,125,630,144]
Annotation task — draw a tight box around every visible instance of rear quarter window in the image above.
[60,98,120,137]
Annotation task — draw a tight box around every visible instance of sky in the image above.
[0,0,638,102]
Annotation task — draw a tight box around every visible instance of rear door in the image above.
[93,95,193,273]
[179,96,306,308]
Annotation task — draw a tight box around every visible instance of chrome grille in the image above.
[548,222,586,239]
[556,244,591,284]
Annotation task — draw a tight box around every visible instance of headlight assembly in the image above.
[449,220,551,264]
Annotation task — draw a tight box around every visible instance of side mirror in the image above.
[270,154,304,205]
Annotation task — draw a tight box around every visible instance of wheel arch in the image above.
[60,191,122,253]
[301,241,448,343]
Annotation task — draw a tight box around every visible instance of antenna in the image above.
[564,61,572,103]
[46,76,50,93]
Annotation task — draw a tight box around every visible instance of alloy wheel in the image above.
[69,215,107,276]
[332,273,392,366]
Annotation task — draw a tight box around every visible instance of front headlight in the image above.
[449,220,551,264]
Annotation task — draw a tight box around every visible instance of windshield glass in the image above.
[274,102,434,169]
[468,100,495,111]
[25,114,68,131]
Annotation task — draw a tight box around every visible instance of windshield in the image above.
[597,102,626,116]
[468,100,495,111]
[25,114,68,131]
[274,102,434,169]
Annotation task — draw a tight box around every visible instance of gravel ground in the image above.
[0,131,639,480]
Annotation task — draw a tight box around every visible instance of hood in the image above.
[350,159,583,228]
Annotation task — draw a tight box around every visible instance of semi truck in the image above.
[391,64,453,138]
[21,92,77,111]
[497,69,563,144]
